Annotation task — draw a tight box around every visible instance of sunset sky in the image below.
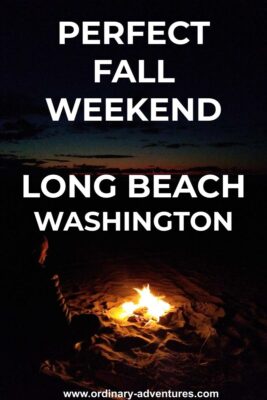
[1,0,266,174]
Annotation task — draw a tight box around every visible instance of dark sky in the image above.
[1,0,266,173]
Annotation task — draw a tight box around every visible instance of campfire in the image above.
[109,284,172,324]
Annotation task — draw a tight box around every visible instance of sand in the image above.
[41,256,267,394]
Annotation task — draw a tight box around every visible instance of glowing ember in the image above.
[109,284,172,322]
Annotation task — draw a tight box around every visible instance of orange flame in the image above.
[109,284,171,322]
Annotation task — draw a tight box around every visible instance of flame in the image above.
[109,284,171,322]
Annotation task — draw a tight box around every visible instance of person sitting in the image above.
[20,235,100,361]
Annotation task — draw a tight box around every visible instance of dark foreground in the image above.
[1,175,267,399]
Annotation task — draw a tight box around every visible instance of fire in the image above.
[109,284,172,323]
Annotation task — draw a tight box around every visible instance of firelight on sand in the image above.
[109,284,172,323]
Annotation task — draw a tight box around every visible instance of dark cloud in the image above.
[208,142,246,148]
[181,166,222,173]
[143,140,188,148]
[113,166,228,175]
[143,141,247,150]
[0,118,45,142]
[44,158,69,163]
[0,153,17,159]
[0,154,45,169]
[20,158,46,166]
[142,143,159,148]
[0,153,250,176]
[51,164,225,175]
[165,143,199,149]
[55,154,134,159]
[73,164,107,173]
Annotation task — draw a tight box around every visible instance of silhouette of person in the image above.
[2,234,100,399]
[20,235,100,362]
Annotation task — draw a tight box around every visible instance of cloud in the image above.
[44,158,69,163]
[19,158,46,165]
[0,153,252,175]
[181,166,222,173]
[142,143,159,148]
[55,154,135,159]
[142,141,247,150]
[165,143,199,149]
[0,118,46,142]
[0,153,17,159]
[0,154,45,169]
[143,140,193,148]
[72,164,107,172]
[208,142,246,148]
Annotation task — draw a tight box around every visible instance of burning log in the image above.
[108,284,172,324]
